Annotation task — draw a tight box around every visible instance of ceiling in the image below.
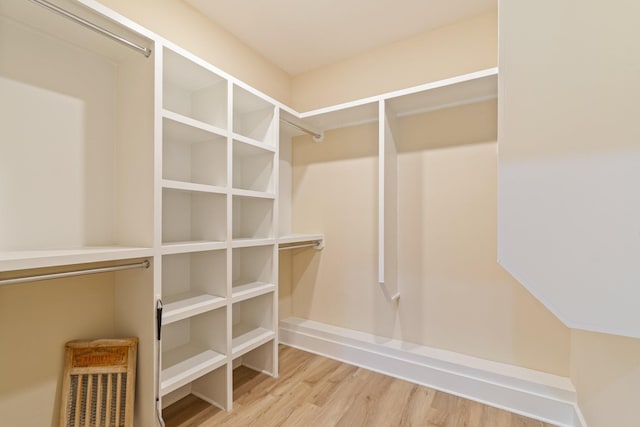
[184,0,496,76]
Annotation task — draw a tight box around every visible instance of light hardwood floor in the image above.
[163,345,557,427]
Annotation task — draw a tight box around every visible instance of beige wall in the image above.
[0,274,116,426]
[571,330,640,427]
[291,10,497,112]
[98,0,291,105]
[289,101,571,375]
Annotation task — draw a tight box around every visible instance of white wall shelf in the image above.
[230,188,275,199]
[231,293,274,357]
[163,47,227,129]
[161,347,226,396]
[231,327,275,359]
[162,249,227,324]
[162,179,226,195]
[162,117,227,188]
[232,140,275,193]
[299,68,497,131]
[278,234,324,246]
[233,85,275,145]
[231,238,276,249]
[231,282,275,304]
[162,109,228,139]
[162,188,226,244]
[161,241,226,255]
[231,133,277,153]
[0,246,153,273]
[232,196,274,240]
[161,307,227,394]
[162,293,226,325]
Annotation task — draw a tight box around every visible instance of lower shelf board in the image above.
[231,282,275,303]
[162,293,226,325]
[161,345,226,396]
[231,327,274,359]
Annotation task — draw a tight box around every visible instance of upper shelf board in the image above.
[298,68,497,132]
[0,246,153,273]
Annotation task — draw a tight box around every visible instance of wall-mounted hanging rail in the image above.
[30,0,152,57]
[279,241,323,251]
[280,117,324,142]
[0,260,150,286]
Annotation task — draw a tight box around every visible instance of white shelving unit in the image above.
[159,44,279,414]
[0,1,157,425]
[290,68,498,301]
[3,1,498,424]
[160,308,227,396]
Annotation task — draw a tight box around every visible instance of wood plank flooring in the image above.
[163,345,556,427]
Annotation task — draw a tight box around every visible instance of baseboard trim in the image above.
[573,405,589,427]
[280,317,580,427]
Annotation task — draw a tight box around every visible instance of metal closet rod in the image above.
[280,117,323,141]
[279,241,321,251]
[0,260,150,286]
[30,0,152,57]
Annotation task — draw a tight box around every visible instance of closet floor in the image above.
[163,345,556,427]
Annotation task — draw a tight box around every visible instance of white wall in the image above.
[498,0,640,338]
[498,1,640,425]
[288,101,571,375]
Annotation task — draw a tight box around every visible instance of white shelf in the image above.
[0,246,153,272]
[232,133,276,153]
[162,115,227,188]
[278,234,324,245]
[162,292,226,325]
[231,327,274,359]
[231,188,275,199]
[231,238,275,249]
[161,241,226,255]
[299,68,498,131]
[161,345,226,396]
[385,69,497,117]
[162,179,226,195]
[232,282,275,303]
[162,188,226,244]
[163,47,227,130]
[232,196,274,240]
[162,109,227,138]
[233,84,275,144]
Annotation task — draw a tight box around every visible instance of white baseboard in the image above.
[573,405,589,427]
[280,317,581,427]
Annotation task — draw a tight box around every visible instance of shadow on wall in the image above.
[398,99,498,154]
[0,273,116,426]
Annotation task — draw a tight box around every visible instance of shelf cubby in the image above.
[231,293,275,358]
[0,6,154,263]
[234,340,275,377]
[162,364,228,412]
[232,196,274,240]
[233,85,275,145]
[162,250,227,324]
[161,307,227,396]
[232,245,275,303]
[232,140,275,194]
[162,188,226,245]
[162,115,227,187]
[163,47,227,129]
